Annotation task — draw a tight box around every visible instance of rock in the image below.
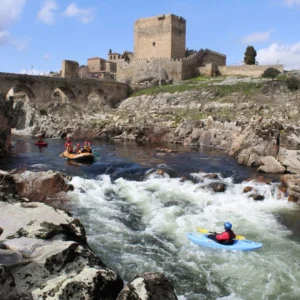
[0,227,3,236]
[0,201,124,299]
[249,194,265,201]
[257,156,285,173]
[204,173,219,179]
[116,272,177,300]
[12,170,73,202]
[243,186,253,193]
[208,182,226,193]
[278,149,300,174]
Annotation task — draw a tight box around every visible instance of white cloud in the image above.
[0,0,26,47]
[283,0,300,7]
[64,3,95,24]
[257,42,300,70]
[37,0,58,25]
[241,30,273,45]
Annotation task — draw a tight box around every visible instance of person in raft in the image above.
[38,135,44,143]
[207,222,236,245]
[74,143,82,154]
[65,137,74,153]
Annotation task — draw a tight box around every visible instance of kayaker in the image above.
[38,135,44,143]
[208,222,236,245]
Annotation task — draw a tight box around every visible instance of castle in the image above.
[61,14,283,82]
[114,14,227,84]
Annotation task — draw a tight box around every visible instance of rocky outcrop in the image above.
[281,174,300,202]
[0,200,123,300]
[0,93,16,156]
[116,273,178,300]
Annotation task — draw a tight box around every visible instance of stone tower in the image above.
[134,14,186,60]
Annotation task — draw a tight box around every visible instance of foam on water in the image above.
[68,172,300,300]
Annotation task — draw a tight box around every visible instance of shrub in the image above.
[262,68,280,80]
[286,76,300,91]
[39,109,48,116]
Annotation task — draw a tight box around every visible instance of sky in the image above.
[1,0,300,75]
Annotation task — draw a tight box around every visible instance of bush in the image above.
[262,68,280,80]
[286,76,300,91]
[39,109,48,116]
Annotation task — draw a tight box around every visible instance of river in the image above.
[2,136,300,300]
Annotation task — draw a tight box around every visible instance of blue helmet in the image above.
[224,222,232,230]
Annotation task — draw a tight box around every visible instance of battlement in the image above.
[204,48,226,58]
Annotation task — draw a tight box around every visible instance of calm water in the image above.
[2,136,300,300]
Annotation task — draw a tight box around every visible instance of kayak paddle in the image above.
[197,228,245,240]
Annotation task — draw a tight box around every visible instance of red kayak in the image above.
[35,141,48,147]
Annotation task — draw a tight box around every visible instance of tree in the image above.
[244,46,257,65]
[262,68,280,80]
[121,51,131,63]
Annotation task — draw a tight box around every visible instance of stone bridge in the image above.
[0,72,129,107]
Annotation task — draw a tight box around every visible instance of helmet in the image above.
[87,142,91,146]
[76,143,80,146]
[224,222,232,230]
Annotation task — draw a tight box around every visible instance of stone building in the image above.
[117,14,227,84]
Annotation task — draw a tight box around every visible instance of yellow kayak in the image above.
[62,151,94,163]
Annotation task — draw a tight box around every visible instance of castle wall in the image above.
[181,51,205,80]
[218,64,284,77]
[117,58,183,83]
[62,60,79,78]
[134,14,186,60]
[203,49,226,67]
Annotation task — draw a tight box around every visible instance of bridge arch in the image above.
[51,87,76,103]
[87,88,109,110]
[6,84,35,102]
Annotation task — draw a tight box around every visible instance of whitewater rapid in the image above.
[67,172,299,300]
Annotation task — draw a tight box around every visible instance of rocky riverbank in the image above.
[0,170,178,300]
[9,75,300,176]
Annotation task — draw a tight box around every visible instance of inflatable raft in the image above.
[62,150,94,163]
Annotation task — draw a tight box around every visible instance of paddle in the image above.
[197,228,245,240]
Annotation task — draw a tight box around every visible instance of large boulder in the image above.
[257,156,285,173]
[0,201,123,299]
[12,170,74,202]
[117,272,177,300]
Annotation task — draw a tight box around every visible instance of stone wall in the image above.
[117,58,183,83]
[61,60,79,78]
[219,64,284,77]
[134,14,186,60]
[203,49,226,67]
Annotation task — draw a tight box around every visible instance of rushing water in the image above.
[2,136,300,300]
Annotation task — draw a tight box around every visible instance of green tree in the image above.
[244,46,257,65]
[262,68,280,80]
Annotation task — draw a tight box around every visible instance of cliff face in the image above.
[0,94,15,156]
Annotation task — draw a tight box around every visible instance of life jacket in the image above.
[220,230,235,245]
